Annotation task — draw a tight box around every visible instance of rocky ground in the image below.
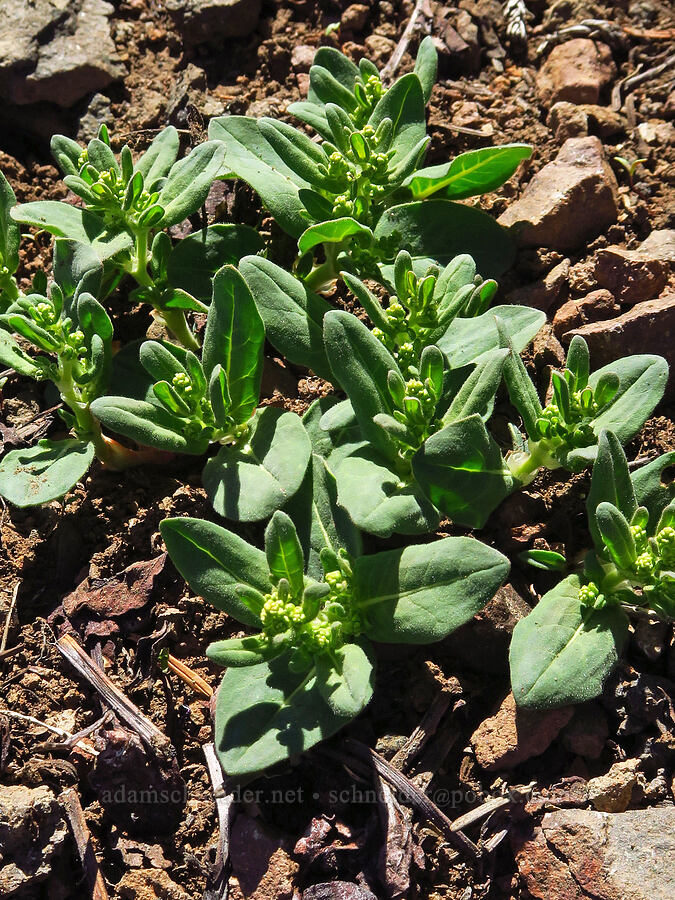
[0,1,674,899]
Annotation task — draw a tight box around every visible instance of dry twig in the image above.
[61,788,110,900]
[381,0,428,82]
[203,743,236,900]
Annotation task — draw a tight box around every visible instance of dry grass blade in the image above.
[61,787,110,900]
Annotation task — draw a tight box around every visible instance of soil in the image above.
[1,1,674,899]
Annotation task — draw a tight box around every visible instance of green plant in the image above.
[0,172,20,310]
[282,250,544,536]
[160,486,509,774]
[613,155,647,188]
[510,430,675,709]
[209,40,531,290]
[0,243,159,506]
[501,332,668,483]
[91,265,311,522]
[10,125,262,350]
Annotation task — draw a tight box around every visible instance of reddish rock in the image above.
[471,692,573,771]
[513,807,675,900]
[566,293,675,397]
[553,289,620,340]
[561,703,609,759]
[536,39,616,106]
[579,104,625,138]
[118,870,191,900]
[593,233,673,304]
[547,102,589,142]
[364,34,396,63]
[291,45,316,72]
[507,258,570,311]
[498,137,619,251]
[340,4,370,31]
[230,815,298,900]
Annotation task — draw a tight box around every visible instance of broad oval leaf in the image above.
[373,199,516,277]
[334,450,440,538]
[158,140,226,227]
[265,510,306,597]
[203,406,312,522]
[11,202,132,261]
[0,439,95,507]
[437,305,545,369]
[631,451,675,525]
[214,654,353,775]
[134,126,180,186]
[0,330,40,377]
[356,536,509,643]
[368,73,426,166]
[509,575,629,709]
[413,414,515,529]
[160,517,269,626]
[91,396,210,454]
[315,639,375,717]
[166,225,263,301]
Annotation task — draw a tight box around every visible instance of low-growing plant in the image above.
[160,473,509,774]
[91,265,311,521]
[278,250,545,535]
[10,125,262,350]
[209,39,531,289]
[0,172,20,310]
[0,244,160,506]
[510,430,675,709]
[501,332,668,483]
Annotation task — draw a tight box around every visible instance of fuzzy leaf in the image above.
[134,126,180,186]
[298,218,373,255]
[368,73,426,166]
[587,431,637,547]
[412,414,514,528]
[214,654,352,775]
[0,171,20,272]
[437,305,545,369]
[0,330,41,377]
[356,536,509,642]
[90,396,210,454]
[158,141,226,227]
[373,199,516,277]
[315,640,375,717]
[442,348,508,424]
[160,517,269,626]
[167,225,263,301]
[265,510,306,597]
[11,202,132,260]
[202,265,264,424]
[413,35,438,105]
[509,575,629,709]
[631,451,675,525]
[0,439,94,507]
[240,256,334,382]
[208,117,309,237]
[203,407,311,522]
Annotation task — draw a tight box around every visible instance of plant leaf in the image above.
[413,35,438,105]
[11,202,132,260]
[167,224,263,301]
[405,145,532,200]
[442,348,508,424]
[323,310,399,460]
[373,199,516,277]
[356,535,509,642]
[265,510,306,597]
[203,265,264,424]
[90,396,210,454]
[631,451,675,526]
[214,654,352,775]
[203,406,311,522]
[334,449,440,538]
[0,330,41,377]
[207,633,290,667]
[157,141,226,227]
[412,414,514,528]
[437,305,545,369]
[298,218,373,255]
[240,256,334,382]
[0,171,20,273]
[368,73,426,166]
[159,517,269,625]
[509,575,629,709]
[587,431,637,547]
[134,126,180,186]
[315,639,375,717]
[208,117,309,237]
[0,439,94,507]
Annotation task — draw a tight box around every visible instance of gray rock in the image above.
[0,0,124,108]
[514,807,675,900]
[0,784,68,897]
[498,136,619,251]
[168,0,261,46]
[77,92,113,142]
[303,884,378,900]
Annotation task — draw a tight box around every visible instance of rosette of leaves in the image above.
[500,331,668,483]
[91,265,311,522]
[0,244,153,506]
[307,252,545,536]
[160,495,509,775]
[209,39,531,288]
[0,171,20,311]
[510,430,675,709]
[11,125,262,351]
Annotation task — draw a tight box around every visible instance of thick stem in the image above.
[507,440,560,485]
[303,242,342,293]
[129,227,200,352]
